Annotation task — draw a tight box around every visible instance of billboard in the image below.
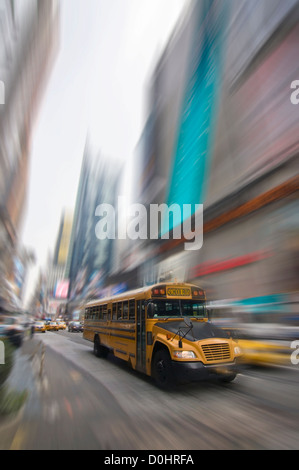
[165,0,229,231]
[54,280,70,299]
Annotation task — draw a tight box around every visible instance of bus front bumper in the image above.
[171,360,240,383]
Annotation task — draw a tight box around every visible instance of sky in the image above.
[21,0,189,306]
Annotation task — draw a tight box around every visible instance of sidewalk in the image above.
[0,335,145,450]
[0,336,50,448]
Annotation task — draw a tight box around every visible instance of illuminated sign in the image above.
[54,280,70,299]
[167,287,191,297]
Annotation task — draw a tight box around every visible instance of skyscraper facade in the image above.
[133,0,299,314]
[0,0,60,306]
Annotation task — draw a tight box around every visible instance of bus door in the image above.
[136,300,146,372]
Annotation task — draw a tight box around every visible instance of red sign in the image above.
[55,280,69,299]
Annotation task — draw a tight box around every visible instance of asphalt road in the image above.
[1,330,299,450]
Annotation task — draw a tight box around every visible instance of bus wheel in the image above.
[219,373,236,383]
[152,349,174,389]
[93,336,108,358]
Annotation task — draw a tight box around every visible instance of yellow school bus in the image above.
[83,282,242,388]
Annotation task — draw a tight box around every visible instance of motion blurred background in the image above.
[0,0,298,337]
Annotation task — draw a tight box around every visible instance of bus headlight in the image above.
[234,346,242,356]
[173,350,196,359]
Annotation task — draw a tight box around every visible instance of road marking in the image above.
[69,370,82,383]
[64,397,73,419]
[42,375,49,392]
[10,424,27,450]
[45,401,60,423]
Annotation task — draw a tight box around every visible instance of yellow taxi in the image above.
[47,321,59,331]
[56,320,66,330]
[34,321,46,333]
[225,324,293,367]
[237,338,292,367]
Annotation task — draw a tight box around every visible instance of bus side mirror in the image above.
[147,302,154,318]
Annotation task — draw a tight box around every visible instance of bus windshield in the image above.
[149,300,207,319]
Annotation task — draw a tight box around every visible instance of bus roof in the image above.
[85,282,204,307]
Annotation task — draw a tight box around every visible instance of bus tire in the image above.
[93,336,108,358]
[219,373,236,383]
[152,349,175,389]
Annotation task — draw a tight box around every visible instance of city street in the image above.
[1,331,299,450]
[1,0,299,457]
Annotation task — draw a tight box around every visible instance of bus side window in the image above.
[99,305,102,320]
[117,302,122,320]
[129,300,135,321]
[103,304,108,321]
[112,303,117,320]
[123,301,128,320]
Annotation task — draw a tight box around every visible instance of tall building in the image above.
[53,210,73,267]
[132,0,299,317]
[46,210,73,308]
[65,138,123,317]
[27,210,72,318]
[0,0,60,307]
